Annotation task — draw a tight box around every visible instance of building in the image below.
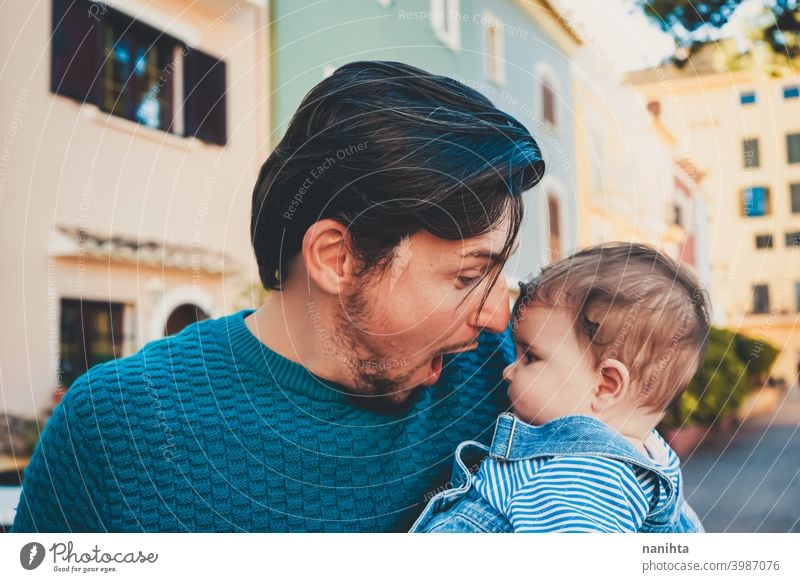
[629,43,800,385]
[267,0,581,285]
[0,0,268,420]
[572,45,710,285]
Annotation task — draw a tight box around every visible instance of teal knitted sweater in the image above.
[12,309,513,532]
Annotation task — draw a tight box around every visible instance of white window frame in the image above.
[483,11,506,86]
[535,62,561,131]
[536,176,571,264]
[171,45,185,135]
[430,0,461,51]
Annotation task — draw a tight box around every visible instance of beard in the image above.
[331,288,426,414]
[328,284,480,414]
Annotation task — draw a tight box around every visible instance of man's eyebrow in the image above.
[460,241,519,263]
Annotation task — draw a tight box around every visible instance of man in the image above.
[12,61,544,532]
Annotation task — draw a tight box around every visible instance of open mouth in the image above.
[419,342,479,387]
[421,354,444,387]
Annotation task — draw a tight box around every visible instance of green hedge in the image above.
[662,327,779,428]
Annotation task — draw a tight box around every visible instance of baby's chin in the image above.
[507,390,545,425]
[508,404,543,425]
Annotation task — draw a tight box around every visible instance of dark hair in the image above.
[512,243,711,411]
[251,61,545,293]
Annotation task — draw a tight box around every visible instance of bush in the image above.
[662,327,778,428]
[732,332,779,385]
[0,415,42,459]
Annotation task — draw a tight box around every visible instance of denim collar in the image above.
[488,413,676,520]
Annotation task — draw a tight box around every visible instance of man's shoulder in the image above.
[424,325,513,427]
[65,311,248,418]
[82,310,245,379]
[448,325,514,375]
[477,324,514,360]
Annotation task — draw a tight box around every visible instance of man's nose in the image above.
[471,274,510,334]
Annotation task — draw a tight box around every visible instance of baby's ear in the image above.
[592,359,630,411]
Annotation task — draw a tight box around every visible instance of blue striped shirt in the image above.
[472,429,681,532]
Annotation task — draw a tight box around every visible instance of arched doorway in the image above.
[164,303,210,336]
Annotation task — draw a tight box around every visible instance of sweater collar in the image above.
[224,309,350,403]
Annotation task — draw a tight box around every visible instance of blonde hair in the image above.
[512,243,710,411]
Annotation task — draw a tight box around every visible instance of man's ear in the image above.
[301,219,356,294]
[591,358,630,412]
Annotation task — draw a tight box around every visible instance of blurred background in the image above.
[0,0,798,532]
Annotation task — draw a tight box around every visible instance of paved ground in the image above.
[682,389,800,532]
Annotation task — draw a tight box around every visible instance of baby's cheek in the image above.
[507,381,525,406]
[509,375,534,405]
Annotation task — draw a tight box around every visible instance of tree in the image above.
[661,327,779,428]
[635,0,800,60]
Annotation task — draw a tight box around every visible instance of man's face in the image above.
[333,224,514,410]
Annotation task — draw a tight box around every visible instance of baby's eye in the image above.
[523,351,539,364]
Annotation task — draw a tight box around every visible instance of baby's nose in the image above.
[502,363,514,383]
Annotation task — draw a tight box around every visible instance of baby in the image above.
[411,242,710,533]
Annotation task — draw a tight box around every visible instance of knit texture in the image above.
[11,309,513,532]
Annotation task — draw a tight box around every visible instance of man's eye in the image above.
[456,276,481,288]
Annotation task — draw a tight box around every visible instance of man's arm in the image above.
[11,376,108,532]
[506,456,649,533]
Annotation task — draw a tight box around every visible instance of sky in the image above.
[554,0,766,71]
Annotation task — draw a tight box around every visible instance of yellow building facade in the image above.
[572,48,710,282]
[630,50,800,386]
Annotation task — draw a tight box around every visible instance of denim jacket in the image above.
[410,413,704,533]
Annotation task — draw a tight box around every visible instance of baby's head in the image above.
[505,243,710,435]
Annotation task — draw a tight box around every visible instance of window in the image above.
[672,204,683,227]
[784,85,800,100]
[795,282,800,312]
[484,13,505,85]
[536,63,559,129]
[740,91,756,105]
[101,12,178,132]
[791,183,800,213]
[755,234,773,249]
[547,194,561,262]
[786,232,800,247]
[788,133,800,164]
[743,138,760,168]
[752,284,770,314]
[741,186,771,217]
[51,0,227,145]
[542,81,556,126]
[590,128,604,193]
[430,0,460,50]
[59,299,125,388]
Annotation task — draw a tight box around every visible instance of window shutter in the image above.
[183,49,227,145]
[542,83,555,126]
[788,133,800,164]
[51,0,103,105]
